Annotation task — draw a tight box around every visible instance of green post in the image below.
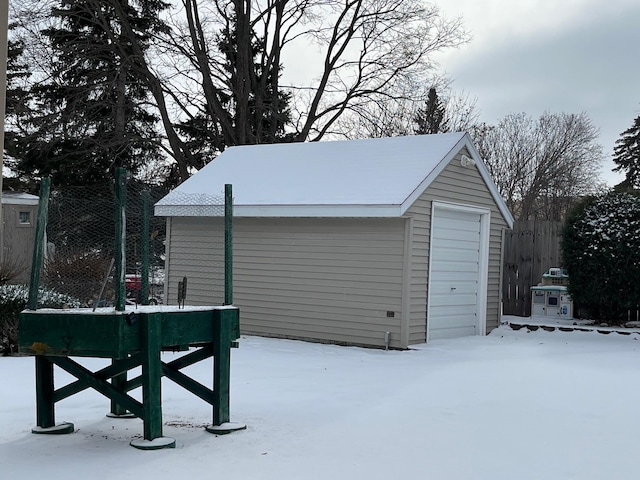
[114,168,127,312]
[141,190,150,305]
[212,312,231,425]
[27,178,51,310]
[111,168,128,416]
[224,184,233,306]
[129,313,175,449]
[206,308,245,434]
[35,356,55,428]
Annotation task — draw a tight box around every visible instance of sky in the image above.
[433,0,640,186]
[3,320,640,479]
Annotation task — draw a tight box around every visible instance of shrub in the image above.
[561,191,640,323]
[0,284,81,355]
[44,252,112,305]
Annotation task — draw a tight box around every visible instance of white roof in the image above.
[156,133,513,225]
[1,192,39,205]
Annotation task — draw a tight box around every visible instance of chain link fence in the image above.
[42,179,167,308]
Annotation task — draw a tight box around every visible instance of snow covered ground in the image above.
[2,320,640,479]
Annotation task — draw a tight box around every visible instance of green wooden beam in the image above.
[224,184,233,305]
[27,178,51,310]
[35,356,55,428]
[50,357,144,418]
[212,311,231,425]
[162,366,215,405]
[53,355,142,402]
[140,313,163,440]
[124,346,212,392]
[114,168,127,311]
[141,190,150,305]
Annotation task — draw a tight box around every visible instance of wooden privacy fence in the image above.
[502,220,563,317]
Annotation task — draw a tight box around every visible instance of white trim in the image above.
[400,216,413,349]
[426,201,490,342]
[155,203,404,218]
[163,216,172,306]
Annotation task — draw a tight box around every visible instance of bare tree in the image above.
[442,90,479,134]
[8,0,468,184]
[471,112,605,221]
[158,0,468,176]
[331,83,479,139]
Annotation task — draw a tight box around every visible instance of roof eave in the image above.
[155,203,404,218]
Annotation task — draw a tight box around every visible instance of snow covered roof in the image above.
[1,192,39,205]
[155,132,512,225]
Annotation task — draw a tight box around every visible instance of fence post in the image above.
[141,190,150,305]
[27,177,51,310]
[114,168,127,312]
[224,184,233,306]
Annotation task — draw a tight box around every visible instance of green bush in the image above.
[561,191,640,323]
[0,285,81,355]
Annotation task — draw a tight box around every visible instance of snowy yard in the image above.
[2,321,640,479]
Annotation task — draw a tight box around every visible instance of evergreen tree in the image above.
[414,87,448,134]
[4,38,30,121]
[10,0,167,187]
[613,114,640,189]
[3,37,37,192]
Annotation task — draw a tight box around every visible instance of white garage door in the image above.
[428,206,484,340]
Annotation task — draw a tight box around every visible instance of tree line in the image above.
[4,0,640,221]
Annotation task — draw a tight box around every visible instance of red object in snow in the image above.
[125,275,142,291]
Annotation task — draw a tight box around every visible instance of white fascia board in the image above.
[155,203,403,218]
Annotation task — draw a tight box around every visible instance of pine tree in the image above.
[613,115,640,189]
[414,87,448,135]
[3,37,39,192]
[11,0,167,187]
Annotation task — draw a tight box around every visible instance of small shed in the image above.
[2,192,39,283]
[156,133,514,349]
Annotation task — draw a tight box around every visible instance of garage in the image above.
[156,133,513,348]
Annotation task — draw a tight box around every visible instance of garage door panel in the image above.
[431,237,480,251]
[430,304,477,318]
[429,323,477,339]
[428,269,478,283]
[428,207,482,341]
[430,292,478,307]
[432,254,480,268]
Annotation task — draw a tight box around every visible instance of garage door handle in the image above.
[451,287,456,291]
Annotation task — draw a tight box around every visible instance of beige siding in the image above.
[404,148,510,344]
[2,203,38,283]
[235,218,405,348]
[167,217,407,349]
[165,217,226,306]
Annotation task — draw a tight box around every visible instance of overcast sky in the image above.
[433,0,640,186]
